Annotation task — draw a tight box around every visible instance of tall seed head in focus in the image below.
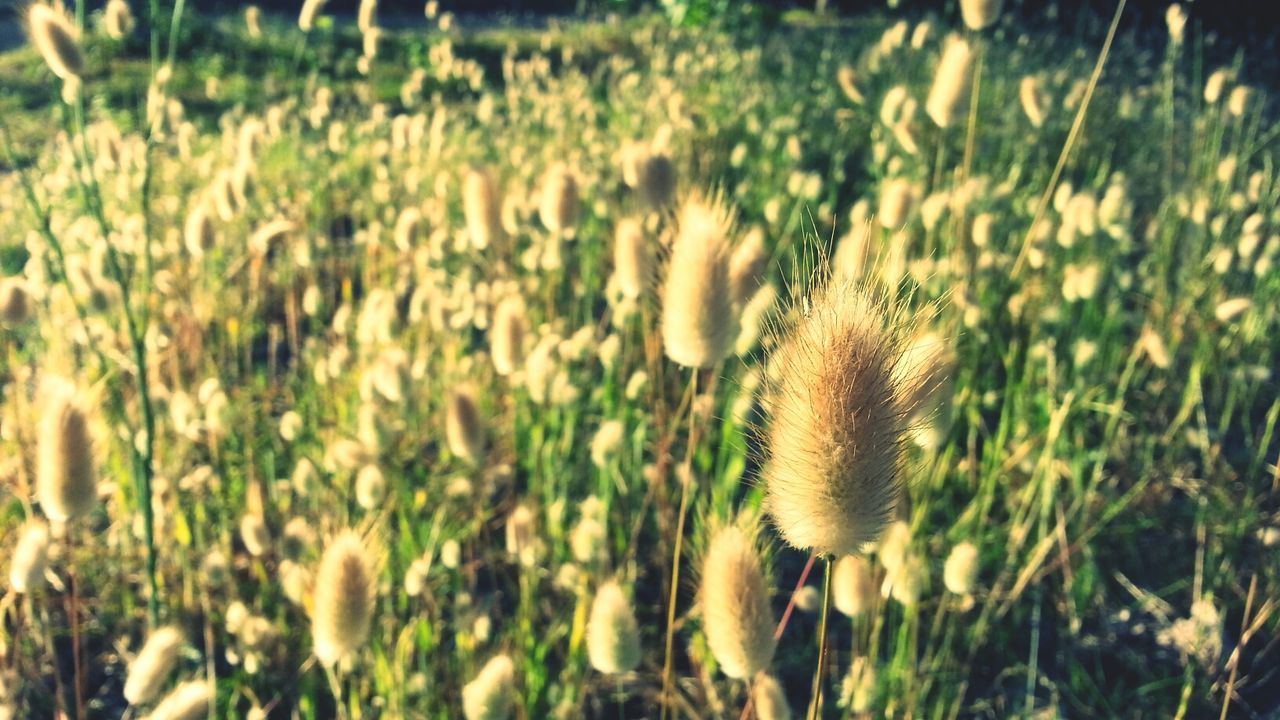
[311,530,375,667]
[37,378,98,523]
[27,3,83,81]
[662,194,740,368]
[763,280,923,557]
[699,522,776,679]
[925,37,973,129]
[587,579,642,674]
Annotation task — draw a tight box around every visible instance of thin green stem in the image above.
[1011,0,1128,277]
[807,556,834,720]
[659,369,699,720]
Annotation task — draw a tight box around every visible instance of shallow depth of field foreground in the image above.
[0,0,1277,717]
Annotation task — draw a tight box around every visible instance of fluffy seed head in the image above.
[752,674,792,720]
[249,219,295,257]
[700,523,776,679]
[729,227,769,307]
[298,0,326,32]
[463,168,503,250]
[925,37,973,129]
[183,200,214,258]
[837,65,865,104]
[613,218,652,300]
[0,278,32,326]
[445,386,485,464]
[960,0,1003,30]
[943,542,979,595]
[462,654,515,720]
[505,504,538,566]
[355,464,386,509]
[490,297,526,377]
[832,555,875,617]
[1020,76,1047,128]
[587,579,642,674]
[103,0,134,39]
[9,522,50,594]
[885,552,925,606]
[239,514,270,557]
[311,530,375,666]
[662,195,739,368]
[1204,68,1230,104]
[143,680,211,720]
[244,6,261,37]
[637,152,677,209]
[27,4,83,81]
[37,378,98,523]
[763,281,921,557]
[538,164,580,235]
[124,626,183,705]
[393,206,421,252]
[878,179,917,229]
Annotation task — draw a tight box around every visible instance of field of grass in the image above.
[0,1,1278,718]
